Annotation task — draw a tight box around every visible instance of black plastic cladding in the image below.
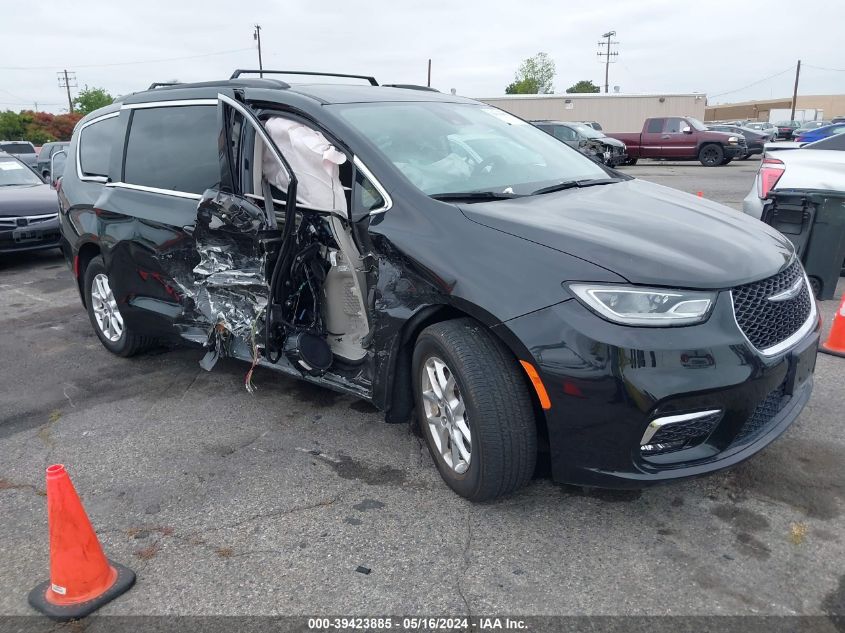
[732,260,812,350]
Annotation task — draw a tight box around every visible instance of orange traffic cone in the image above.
[820,294,845,357]
[28,464,135,621]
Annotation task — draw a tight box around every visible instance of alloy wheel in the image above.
[90,273,124,342]
[420,356,471,474]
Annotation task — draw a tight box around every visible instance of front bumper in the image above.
[0,215,61,253]
[498,291,820,488]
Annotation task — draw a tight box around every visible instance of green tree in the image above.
[0,110,25,140]
[505,78,539,94]
[505,52,556,94]
[72,86,114,115]
[566,80,600,94]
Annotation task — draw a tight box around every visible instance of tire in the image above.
[84,256,155,357]
[720,157,733,165]
[412,319,537,501]
[625,157,638,166]
[699,144,724,167]
[738,153,749,160]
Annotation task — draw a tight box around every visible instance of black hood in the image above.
[460,179,794,289]
[0,184,58,217]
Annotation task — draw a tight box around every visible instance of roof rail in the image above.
[230,69,378,86]
[382,84,439,92]
[148,82,183,89]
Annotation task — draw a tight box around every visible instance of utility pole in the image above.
[427,59,431,87]
[57,70,76,113]
[253,24,263,77]
[597,31,619,93]
[790,59,801,121]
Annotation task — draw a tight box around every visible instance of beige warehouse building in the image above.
[705,95,845,122]
[476,93,707,132]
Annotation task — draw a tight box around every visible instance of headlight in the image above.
[568,284,716,326]
[728,136,739,144]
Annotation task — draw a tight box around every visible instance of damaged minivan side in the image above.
[59,72,819,501]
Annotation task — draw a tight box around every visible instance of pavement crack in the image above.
[206,495,342,533]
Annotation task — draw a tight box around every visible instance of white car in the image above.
[742,135,845,220]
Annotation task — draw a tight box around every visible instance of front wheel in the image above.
[625,157,638,166]
[699,144,724,167]
[84,256,155,357]
[412,319,537,501]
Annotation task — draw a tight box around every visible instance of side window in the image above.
[664,118,686,134]
[78,115,119,179]
[123,105,219,194]
[553,126,577,142]
[646,119,664,134]
[353,168,385,214]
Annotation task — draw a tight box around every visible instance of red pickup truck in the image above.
[606,116,745,166]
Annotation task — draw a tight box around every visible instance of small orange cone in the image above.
[28,464,135,620]
[820,295,845,357]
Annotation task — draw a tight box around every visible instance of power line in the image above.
[708,66,794,98]
[0,47,253,71]
[803,63,845,72]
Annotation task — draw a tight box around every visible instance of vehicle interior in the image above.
[208,103,373,382]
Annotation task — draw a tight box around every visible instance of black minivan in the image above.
[58,71,819,501]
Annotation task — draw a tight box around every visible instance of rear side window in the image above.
[646,119,663,133]
[79,116,119,178]
[1,142,35,154]
[123,105,219,194]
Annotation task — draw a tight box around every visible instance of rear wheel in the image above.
[412,319,537,501]
[699,144,724,167]
[84,256,155,357]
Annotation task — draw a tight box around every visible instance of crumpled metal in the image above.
[170,191,271,349]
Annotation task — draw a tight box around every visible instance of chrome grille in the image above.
[732,260,812,352]
[0,213,58,229]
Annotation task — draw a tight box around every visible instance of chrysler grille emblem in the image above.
[767,277,804,302]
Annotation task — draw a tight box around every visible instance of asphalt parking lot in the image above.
[1,160,844,623]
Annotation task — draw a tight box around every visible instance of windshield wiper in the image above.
[531,178,623,196]
[430,191,524,202]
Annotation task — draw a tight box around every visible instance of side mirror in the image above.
[681,126,692,134]
[50,150,68,189]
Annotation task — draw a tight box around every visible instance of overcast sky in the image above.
[2,0,844,114]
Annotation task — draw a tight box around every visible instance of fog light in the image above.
[640,409,723,455]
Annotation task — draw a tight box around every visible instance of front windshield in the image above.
[0,158,43,186]
[686,117,708,131]
[335,102,610,196]
[570,123,605,139]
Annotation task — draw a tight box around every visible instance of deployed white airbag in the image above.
[262,117,347,212]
